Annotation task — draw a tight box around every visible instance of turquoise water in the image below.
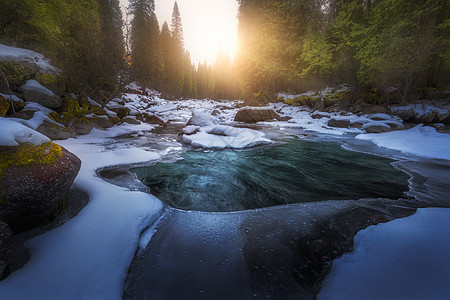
[132,139,410,212]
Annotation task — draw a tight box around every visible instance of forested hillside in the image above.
[0,0,124,95]
[1,0,448,103]
[234,0,450,103]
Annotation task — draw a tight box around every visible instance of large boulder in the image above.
[86,114,113,129]
[69,117,95,135]
[0,142,81,233]
[234,107,282,123]
[37,121,77,140]
[0,220,12,280]
[35,72,66,97]
[327,117,350,128]
[20,79,62,109]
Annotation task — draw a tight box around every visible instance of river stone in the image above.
[234,108,282,123]
[20,79,62,108]
[0,220,12,280]
[87,115,113,128]
[69,117,95,135]
[108,106,130,119]
[37,120,77,140]
[144,114,166,125]
[0,143,81,233]
[123,116,141,125]
[327,117,350,128]
[363,123,392,133]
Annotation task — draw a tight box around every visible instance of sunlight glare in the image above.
[154,0,239,65]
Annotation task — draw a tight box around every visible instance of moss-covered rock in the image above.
[37,121,77,140]
[0,142,80,233]
[69,117,95,135]
[0,62,31,88]
[35,72,66,97]
[0,96,9,117]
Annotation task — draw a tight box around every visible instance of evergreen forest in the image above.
[1,0,448,103]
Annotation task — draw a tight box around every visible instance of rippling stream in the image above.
[132,139,410,212]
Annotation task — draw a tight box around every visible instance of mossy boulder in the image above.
[86,114,113,129]
[35,72,66,97]
[0,62,31,89]
[0,96,9,117]
[69,117,95,135]
[37,121,77,140]
[0,142,81,233]
[20,79,62,109]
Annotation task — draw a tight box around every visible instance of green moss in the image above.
[60,96,90,122]
[0,95,10,117]
[0,142,62,178]
[36,73,59,85]
[0,62,30,86]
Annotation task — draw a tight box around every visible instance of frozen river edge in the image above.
[95,126,450,299]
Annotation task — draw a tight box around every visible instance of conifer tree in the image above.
[168,1,185,96]
[98,0,125,89]
[129,0,163,89]
[171,1,184,49]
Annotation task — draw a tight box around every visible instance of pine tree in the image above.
[170,1,184,49]
[97,0,125,89]
[167,1,185,96]
[129,0,163,89]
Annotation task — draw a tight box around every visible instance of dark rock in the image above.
[37,121,77,140]
[411,110,438,124]
[144,114,166,125]
[363,124,392,133]
[108,106,130,119]
[20,80,62,108]
[0,220,12,280]
[327,118,350,128]
[35,73,66,97]
[349,120,364,129]
[12,109,34,120]
[69,117,95,135]
[311,111,331,119]
[0,143,81,233]
[123,116,141,125]
[234,108,282,123]
[211,110,220,116]
[86,115,113,129]
[391,106,414,121]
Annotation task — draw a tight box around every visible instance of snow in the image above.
[0,123,164,300]
[318,208,450,300]
[187,110,218,126]
[0,117,50,146]
[0,90,449,298]
[182,124,273,149]
[0,93,23,103]
[357,125,450,160]
[11,102,63,130]
[21,79,56,96]
[0,43,59,74]
[87,96,101,107]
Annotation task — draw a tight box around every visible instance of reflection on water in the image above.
[131,139,410,212]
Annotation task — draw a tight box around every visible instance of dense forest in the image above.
[234,0,450,103]
[0,0,449,103]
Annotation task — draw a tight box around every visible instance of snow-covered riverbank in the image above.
[0,94,450,299]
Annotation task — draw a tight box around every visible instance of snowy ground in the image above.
[0,93,450,299]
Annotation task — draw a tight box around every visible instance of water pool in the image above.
[131,139,410,212]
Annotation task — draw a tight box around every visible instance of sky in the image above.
[120,0,239,66]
